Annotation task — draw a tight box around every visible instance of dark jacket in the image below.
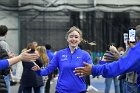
[0,46,9,93]
[0,73,7,93]
[20,50,44,87]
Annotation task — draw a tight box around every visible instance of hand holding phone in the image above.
[128,27,136,43]
[123,33,128,43]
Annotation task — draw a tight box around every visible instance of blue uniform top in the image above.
[46,50,54,61]
[37,47,92,93]
[0,59,9,70]
[92,41,140,90]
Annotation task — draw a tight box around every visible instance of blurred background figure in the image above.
[20,43,44,93]
[117,47,125,56]
[0,25,14,93]
[44,44,55,93]
[36,46,50,93]
[0,45,9,93]
[32,42,38,49]
[99,44,120,93]
[117,46,125,93]
[17,41,38,93]
[124,41,139,93]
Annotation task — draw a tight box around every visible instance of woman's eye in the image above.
[69,35,79,38]
[75,36,78,38]
[70,36,73,38]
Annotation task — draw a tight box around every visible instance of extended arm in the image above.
[92,41,140,77]
[74,41,140,77]
[32,53,59,76]
[0,49,39,70]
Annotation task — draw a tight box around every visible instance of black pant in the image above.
[18,84,23,93]
[23,86,40,93]
[45,73,53,93]
[85,75,90,89]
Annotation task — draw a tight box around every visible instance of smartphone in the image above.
[128,27,136,43]
[123,33,128,43]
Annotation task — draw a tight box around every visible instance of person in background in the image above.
[0,45,11,93]
[20,43,44,93]
[0,25,10,52]
[74,25,140,91]
[17,42,39,93]
[0,49,39,93]
[32,26,93,93]
[37,46,49,68]
[36,46,50,93]
[45,44,54,62]
[45,44,55,93]
[17,48,27,93]
[117,46,126,93]
[124,42,139,93]
[0,25,16,93]
[100,45,120,93]
[117,47,125,56]
[32,42,38,48]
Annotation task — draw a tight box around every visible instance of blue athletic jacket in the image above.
[0,59,9,70]
[92,41,140,89]
[36,47,92,93]
[46,50,54,61]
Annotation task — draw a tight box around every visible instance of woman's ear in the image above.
[67,39,69,42]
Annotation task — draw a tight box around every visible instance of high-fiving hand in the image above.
[74,62,92,77]
[20,49,39,62]
[32,65,41,71]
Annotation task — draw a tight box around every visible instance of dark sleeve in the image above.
[118,74,126,80]
[35,58,43,67]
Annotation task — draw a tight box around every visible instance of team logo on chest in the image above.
[61,55,68,61]
[77,56,81,58]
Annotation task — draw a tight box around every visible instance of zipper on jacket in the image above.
[70,53,72,63]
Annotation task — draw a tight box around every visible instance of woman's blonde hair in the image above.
[36,46,49,66]
[65,26,83,41]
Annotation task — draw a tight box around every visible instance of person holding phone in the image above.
[74,25,140,91]
[124,41,139,93]
[32,26,92,93]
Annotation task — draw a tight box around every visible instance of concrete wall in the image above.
[0,11,19,54]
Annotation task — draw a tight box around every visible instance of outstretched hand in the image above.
[20,49,39,62]
[74,62,92,77]
[32,65,40,71]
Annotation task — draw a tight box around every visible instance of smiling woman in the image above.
[66,26,83,52]
[32,26,93,93]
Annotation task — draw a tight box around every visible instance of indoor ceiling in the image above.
[0,0,140,7]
